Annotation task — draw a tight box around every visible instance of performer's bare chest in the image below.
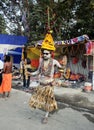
[43,60,50,69]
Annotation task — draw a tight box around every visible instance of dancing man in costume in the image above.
[29,33,62,124]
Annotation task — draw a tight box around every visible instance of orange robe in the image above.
[0,73,12,93]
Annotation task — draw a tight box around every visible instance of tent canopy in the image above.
[0,34,28,53]
[8,48,22,55]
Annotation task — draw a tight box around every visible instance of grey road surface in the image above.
[0,89,94,130]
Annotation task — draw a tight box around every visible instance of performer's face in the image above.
[42,50,51,60]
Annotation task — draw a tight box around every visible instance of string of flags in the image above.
[37,34,94,55]
[37,34,89,46]
[55,34,89,45]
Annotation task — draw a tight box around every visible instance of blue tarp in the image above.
[8,48,22,64]
[0,34,28,45]
[0,34,28,66]
[8,48,22,55]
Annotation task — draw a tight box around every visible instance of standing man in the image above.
[0,55,12,98]
[29,33,62,124]
[20,58,32,90]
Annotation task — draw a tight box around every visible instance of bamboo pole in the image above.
[47,6,50,30]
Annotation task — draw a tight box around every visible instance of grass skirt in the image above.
[29,85,57,112]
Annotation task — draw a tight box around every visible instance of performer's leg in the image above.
[45,111,49,118]
[42,111,49,124]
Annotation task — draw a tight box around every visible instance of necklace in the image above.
[40,58,53,76]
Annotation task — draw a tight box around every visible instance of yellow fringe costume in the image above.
[29,85,57,112]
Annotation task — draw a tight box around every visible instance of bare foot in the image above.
[42,117,48,124]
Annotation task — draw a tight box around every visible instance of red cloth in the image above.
[86,41,94,55]
[31,59,39,68]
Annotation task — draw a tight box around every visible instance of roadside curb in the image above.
[54,87,94,111]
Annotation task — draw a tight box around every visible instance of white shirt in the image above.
[0,60,4,69]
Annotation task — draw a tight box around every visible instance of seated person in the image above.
[58,55,71,80]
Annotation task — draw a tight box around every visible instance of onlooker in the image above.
[21,58,32,89]
[0,55,12,98]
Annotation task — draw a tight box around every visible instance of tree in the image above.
[0,0,94,45]
[0,14,6,33]
[72,0,94,39]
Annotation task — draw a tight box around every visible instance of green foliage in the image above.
[0,14,6,33]
[0,0,94,45]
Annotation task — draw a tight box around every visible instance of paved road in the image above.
[0,89,94,130]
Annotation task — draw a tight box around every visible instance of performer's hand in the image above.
[27,71,31,76]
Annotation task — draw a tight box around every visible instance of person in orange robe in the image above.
[0,55,12,98]
[0,57,4,96]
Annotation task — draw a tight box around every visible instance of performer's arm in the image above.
[53,59,62,68]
